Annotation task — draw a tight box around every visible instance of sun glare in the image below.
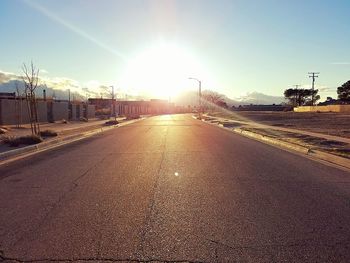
[120,43,206,99]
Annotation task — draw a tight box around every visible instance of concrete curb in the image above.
[198,116,350,171]
[233,127,311,155]
[232,128,350,170]
[0,144,39,160]
[0,118,145,164]
[308,149,350,170]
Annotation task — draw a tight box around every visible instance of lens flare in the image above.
[23,0,127,61]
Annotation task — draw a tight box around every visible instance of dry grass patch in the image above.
[39,130,58,137]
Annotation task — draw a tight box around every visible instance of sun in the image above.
[120,43,205,99]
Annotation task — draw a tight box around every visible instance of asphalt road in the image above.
[0,114,349,262]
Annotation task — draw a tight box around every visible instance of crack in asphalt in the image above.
[204,236,350,251]
[2,236,346,262]
[214,246,218,263]
[0,254,207,263]
[9,154,109,249]
[135,127,169,260]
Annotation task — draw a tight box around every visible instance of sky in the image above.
[1,0,350,101]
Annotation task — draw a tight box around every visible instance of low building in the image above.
[0,92,16,99]
[232,104,291,111]
[87,98,114,110]
[88,98,182,116]
[116,100,174,116]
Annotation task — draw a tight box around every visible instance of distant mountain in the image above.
[1,70,285,106]
[173,90,285,107]
[234,92,285,106]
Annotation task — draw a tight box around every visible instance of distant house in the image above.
[88,98,115,110]
[317,97,350,106]
[0,92,15,99]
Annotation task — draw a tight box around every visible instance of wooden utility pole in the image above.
[308,72,319,106]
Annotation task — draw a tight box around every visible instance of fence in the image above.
[0,99,96,125]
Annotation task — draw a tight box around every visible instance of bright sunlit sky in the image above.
[1,0,350,100]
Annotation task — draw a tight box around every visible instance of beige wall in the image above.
[294,105,350,113]
[86,105,95,119]
[37,101,48,122]
[0,99,29,125]
[0,99,77,125]
[0,99,47,125]
[52,102,69,121]
[70,104,84,120]
[0,99,99,124]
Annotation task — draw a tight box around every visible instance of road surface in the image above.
[0,114,349,262]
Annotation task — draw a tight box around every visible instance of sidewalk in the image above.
[0,117,126,154]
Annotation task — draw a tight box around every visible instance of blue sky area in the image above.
[0,0,350,100]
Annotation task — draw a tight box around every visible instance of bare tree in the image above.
[101,85,116,119]
[22,61,40,135]
[202,90,227,111]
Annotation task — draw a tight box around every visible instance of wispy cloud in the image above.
[0,70,18,83]
[0,70,110,99]
[330,62,350,65]
[318,86,337,93]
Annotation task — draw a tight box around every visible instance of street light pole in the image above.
[188,77,202,115]
[110,85,116,121]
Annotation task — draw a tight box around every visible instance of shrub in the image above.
[40,130,58,137]
[61,119,68,124]
[126,115,140,120]
[95,108,111,116]
[80,117,88,122]
[1,136,17,146]
[2,135,43,147]
[105,120,119,126]
[98,115,109,120]
[0,128,7,134]
[19,135,43,145]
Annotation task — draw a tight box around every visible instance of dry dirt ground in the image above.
[207,111,350,159]
[210,111,350,139]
